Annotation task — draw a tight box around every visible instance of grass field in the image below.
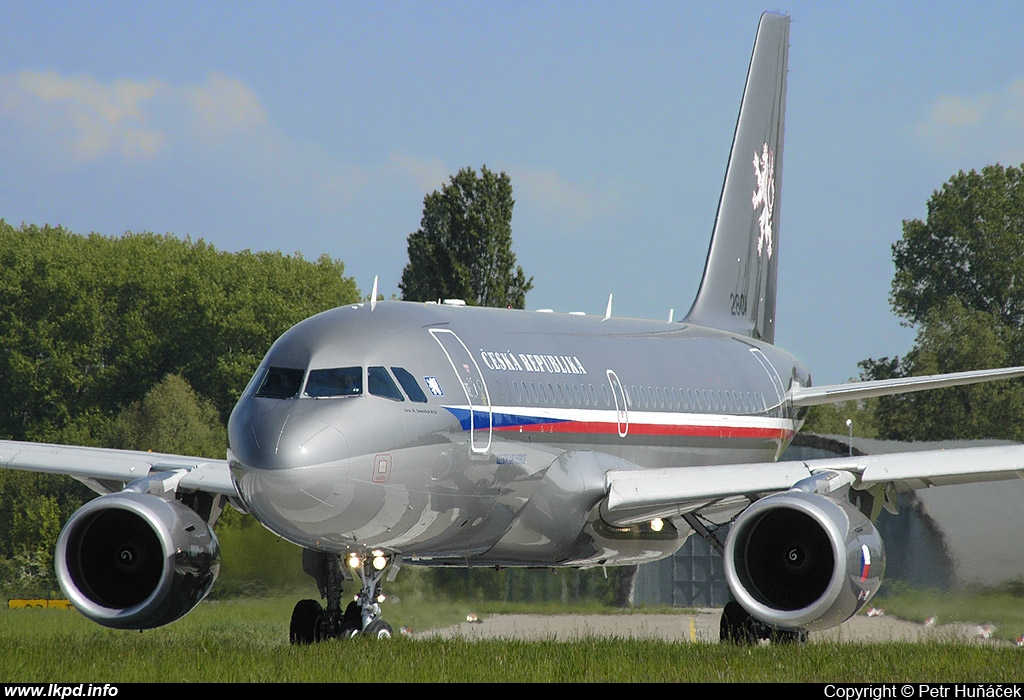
[1,595,1021,683]
[872,584,1024,642]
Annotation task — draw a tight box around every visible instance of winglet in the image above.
[371,276,378,311]
[683,12,789,344]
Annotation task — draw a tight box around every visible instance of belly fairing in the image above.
[231,436,561,556]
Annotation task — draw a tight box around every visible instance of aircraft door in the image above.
[749,347,789,460]
[749,348,786,416]
[430,329,492,454]
[606,369,629,438]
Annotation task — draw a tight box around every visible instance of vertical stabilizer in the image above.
[683,12,789,343]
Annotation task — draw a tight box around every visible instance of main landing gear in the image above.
[289,549,396,644]
[719,601,808,645]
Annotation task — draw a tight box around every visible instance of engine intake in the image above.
[56,492,220,630]
[723,490,884,631]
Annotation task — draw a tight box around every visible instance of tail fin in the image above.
[683,12,789,344]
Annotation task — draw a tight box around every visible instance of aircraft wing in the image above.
[788,365,1024,407]
[0,439,236,497]
[601,443,1024,527]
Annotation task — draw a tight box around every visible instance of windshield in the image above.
[368,366,403,401]
[304,367,363,398]
[391,366,427,403]
[252,364,429,402]
[254,367,305,399]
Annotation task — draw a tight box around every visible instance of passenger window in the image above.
[305,367,362,398]
[368,366,404,401]
[391,367,428,403]
[256,367,305,399]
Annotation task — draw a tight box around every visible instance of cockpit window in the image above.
[391,367,428,403]
[368,366,404,401]
[304,367,363,398]
[255,367,305,399]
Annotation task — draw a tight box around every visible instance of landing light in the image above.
[650,518,664,533]
[347,553,361,569]
[372,554,388,571]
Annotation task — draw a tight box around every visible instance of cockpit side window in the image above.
[391,367,428,403]
[368,366,404,401]
[255,367,305,399]
[305,367,362,398]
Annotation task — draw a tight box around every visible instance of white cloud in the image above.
[0,68,626,247]
[181,73,269,141]
[0,70,273,163]
[374,157,626,234]
[510,166,625,230]
[385,152,450,194]
[0,71,165,160]
[915,79,1024,166]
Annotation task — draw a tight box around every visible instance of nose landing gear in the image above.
[289,548,396,643]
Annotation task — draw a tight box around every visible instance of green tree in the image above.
[399,166,533,308]
[0,222,360,442]
[862,164,1024,441]
[0,470,91,595]
[801,399,878,439]
[0,222,360,582]
[106,373,226,458]
[891,164,1024,330]
[862,299,1024,441]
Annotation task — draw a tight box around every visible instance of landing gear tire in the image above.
[339,601,362,638]
[720,601,758,645]
[770,628,809,644]
[289,599,323,645]
[365,619,394,640]
[719,601,808,645]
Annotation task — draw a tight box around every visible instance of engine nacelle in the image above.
[55,492,220,630]
[723,490,884,632]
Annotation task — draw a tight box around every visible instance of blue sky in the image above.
[2,1,1023,385]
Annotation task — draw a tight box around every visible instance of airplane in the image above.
[3,11,1024,645]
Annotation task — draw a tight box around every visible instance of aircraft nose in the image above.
[229,398,348,470]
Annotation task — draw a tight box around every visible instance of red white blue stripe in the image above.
[443,405,796,441]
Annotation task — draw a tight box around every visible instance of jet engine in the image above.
[55,492,220,630]
[723,490,884,632]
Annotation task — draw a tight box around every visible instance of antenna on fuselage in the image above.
[604,293,613,321]
[370,276,378,312]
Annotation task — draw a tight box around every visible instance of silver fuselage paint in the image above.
[227,301,809,568]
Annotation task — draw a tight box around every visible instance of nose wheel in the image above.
[290,549,395,643]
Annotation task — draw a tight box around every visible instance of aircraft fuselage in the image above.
[228,300,808,568]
